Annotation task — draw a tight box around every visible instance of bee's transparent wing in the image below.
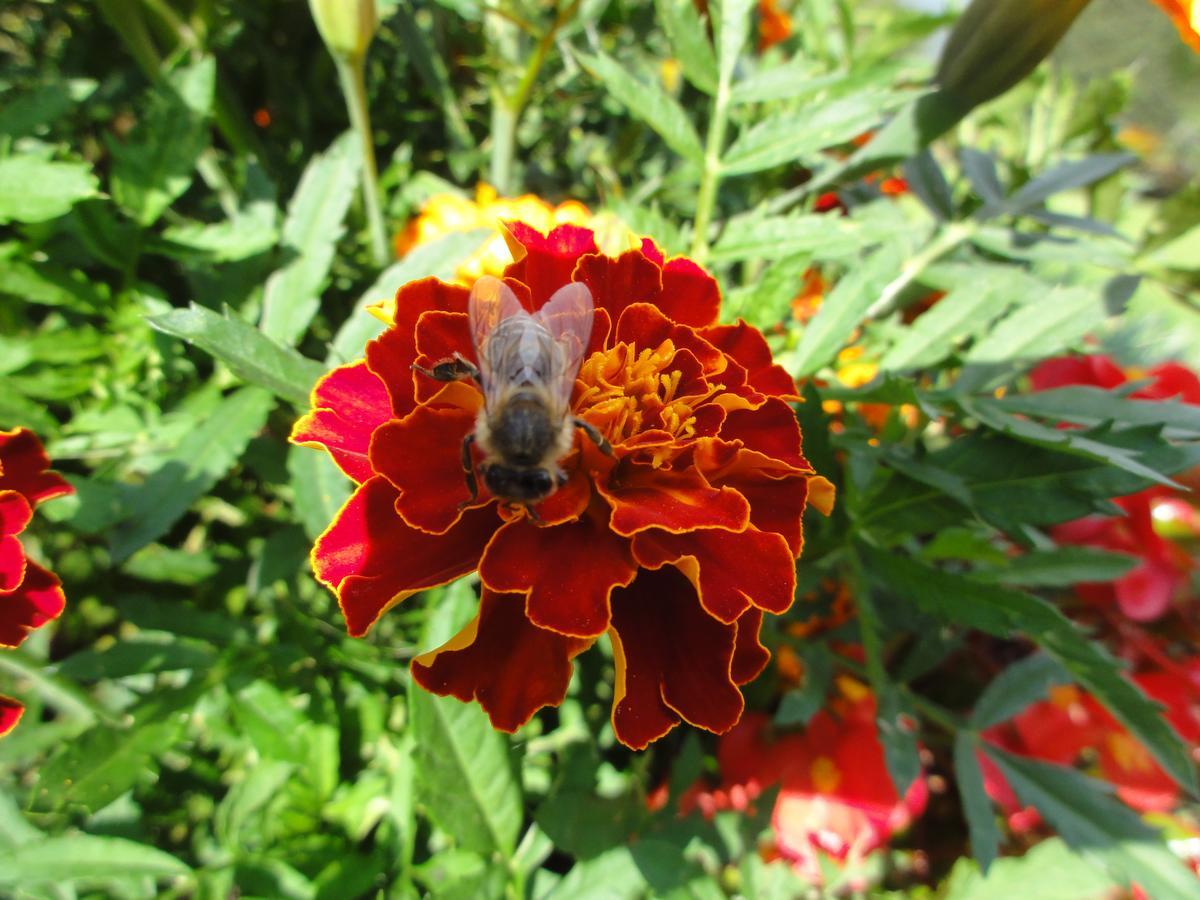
[534,282,595,412]
[468,275,527,405]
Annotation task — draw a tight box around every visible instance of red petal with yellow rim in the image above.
[614,303,726,373]
[732,609,770,685]
[600,463,749,536]
[632,525,796,622]
[574,250,663,329]
[412,590,592,732]
[371,405,482,534]
[412,309,475,390]
[479,512,636,638]
[0,696,22,738]
[721,398,810,472]
[0,560,67,648]
[312,476,498,637]
[721,469,810,555]
[366,278,471,417]
[0,429,73,507]
[0,491,32,593]
[702,322,798,398]
[609,567,744,749]
[502,222,599,308]
[290,362,392,483]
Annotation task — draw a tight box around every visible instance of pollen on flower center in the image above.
[574,338,705,446]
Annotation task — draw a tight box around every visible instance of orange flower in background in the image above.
[394,183,596,285]
[758,0,793,51]
[1150,0,1200,51]
[682,690,928,884]
[0,428,73,738]
[294,221,833,748]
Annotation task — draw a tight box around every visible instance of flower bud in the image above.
[308,0,379,62]
[935,0,1093,108]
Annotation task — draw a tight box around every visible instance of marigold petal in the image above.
[614,303,726,373]
[312,476,497,636]
[412,589,591,732]
[732,608,770,685]
[0,429,73,507]
[600,463,750,536]
[609,567,744,750]
[371,405,482,534]
[290,362,392,483]
[478,512,636,637]
[1029,355,1125,392]
[502,222,599,308]
[660,257,722,327]
[701,322,798,398]
[0,696,23,738]
[720,397,810,471]
[365,278,471,417]
[0,560,67,648]
[0,536,25,594]
[574,249,663,329]
[632,526,795,622]
[720,470,809,555]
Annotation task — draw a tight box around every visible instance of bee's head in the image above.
[480,463,556,504]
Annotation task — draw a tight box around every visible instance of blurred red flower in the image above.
[680,689,928,884]
[293,222,833,748]
[0,428,73,737]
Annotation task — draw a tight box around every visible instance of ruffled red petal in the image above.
[731,608,770,685]
[599,463,750,536]
[715,467,810,555]
[502,222,599,308]
[720,398,811,472]
[574,250,663,330]
[609,567,744,750]
[660,257,721,328]
[365,278,471,417]
[0,696,22,738]
[290,362,392,483]
[0,429,73,507]
[632,525,795,622]
[0,491,33,593]
[701,322,798,398]
[371,404,481,534]
[479,511,636,637]
[312,476,498,637]
[1029,355,1125,391]
[614,303,726,374]
[0,560,67,648]
[412,589,592,732]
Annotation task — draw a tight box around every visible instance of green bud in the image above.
[308,0,379,62]
[935,0,1093,108]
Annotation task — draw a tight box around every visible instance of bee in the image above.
[414,275,612,517]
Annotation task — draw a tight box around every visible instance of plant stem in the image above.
[862,220,976,320]
[689,51,733,262]
[336,56,389,267]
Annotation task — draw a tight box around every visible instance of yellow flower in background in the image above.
[1150,0,1200,51]
[394,184,597,285]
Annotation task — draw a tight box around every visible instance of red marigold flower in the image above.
[680,693,928,884]
[293,222,834,748]
[0,427,74,738]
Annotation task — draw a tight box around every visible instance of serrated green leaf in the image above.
[974,547,1138,589]
[56,636,216,682]
[149,303,323,406]
[260,133,360,346]
[983,749,1200,899]
[711,213,898,263]
[717,0,755,85]
[214,760,295,852]
[791,244,902,377]
[963,286,1104,368]
[575,51,704,164]
[109,386,274,562]
[409,681,522,856]
[0,835,191,888]
[288,445,353,541]
[0,156,100,224]
[879,277,1020,371]
[953,735,1001,874]
[969,653,1071,730]
[982,153,1135,219]
[857,543,1197,794]
[655,0,717,93]
[993,387,1200,440]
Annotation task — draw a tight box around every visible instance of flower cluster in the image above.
[0,428,73,737]
[294,222,832,748]
[673,683,928,885]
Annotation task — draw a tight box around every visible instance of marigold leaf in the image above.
[969,653,1071,731]
[972,547,1138,589]
[654,0,717,94]
[711,212,900,263]
[287,445,353,542]
[953,734,1001,874]
[980,153,1135,220]
[0,835,191,888]
[991,387,1200,440]
[942,837,1119,899]
[0,156,100,225]
[961,286,1105,373]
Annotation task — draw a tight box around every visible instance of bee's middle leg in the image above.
[574,417,614,457]
[457,433,478,510]
[413,353,480,383]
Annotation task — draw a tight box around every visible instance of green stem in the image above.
[689,50,734,262]
[862,220,976,320]
[336,56,389,267]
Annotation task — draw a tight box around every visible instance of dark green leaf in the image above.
[969,653,1071,730]
[974,547,1138,589]
[953,735,1001,873]
[982,153,1135,219]
[287,446,353,541]
[993,386,1200,440]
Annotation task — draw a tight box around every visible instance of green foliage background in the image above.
[1,0,1199,896]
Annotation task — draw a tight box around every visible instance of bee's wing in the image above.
[468,275,527,404]
[534,282,594,411]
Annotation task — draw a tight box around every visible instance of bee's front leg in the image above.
[412,353,480,383]
[574,417,614,457]
[457,433,478,511]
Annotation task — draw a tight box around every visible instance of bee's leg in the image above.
[456,433,478,510]
[524,503,545,526]
[574,418,614,457]
[412,354,480,383]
